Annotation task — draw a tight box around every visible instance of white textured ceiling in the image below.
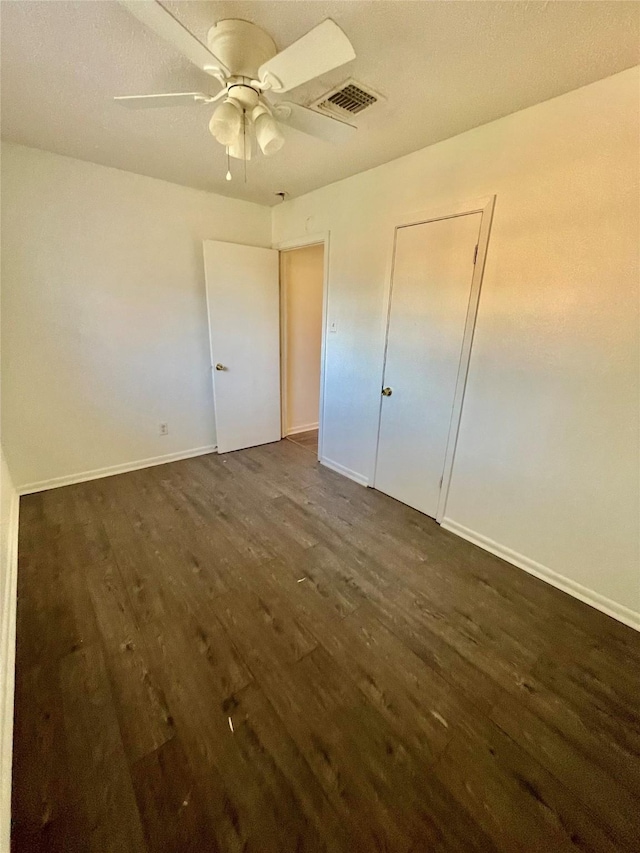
[2,1,638,206]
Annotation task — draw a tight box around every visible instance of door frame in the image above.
[273,232,330,461]
[373,195,496,522]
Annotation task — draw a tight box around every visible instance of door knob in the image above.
[215,363,227,371]
[381,387,392,396]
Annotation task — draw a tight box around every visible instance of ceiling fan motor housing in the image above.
[226,82,260,110]
[207,20,277,79]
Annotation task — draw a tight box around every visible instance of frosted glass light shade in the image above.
[209,99,241,146]
[228,118,252,160]
[254,111,284,156]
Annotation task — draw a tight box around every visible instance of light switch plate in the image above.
[329,320,338,334]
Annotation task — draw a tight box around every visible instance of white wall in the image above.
[282,244,324,434]
[1,143,271,489]
[273,68,640,623]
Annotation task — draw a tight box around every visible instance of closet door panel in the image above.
[374,213,481,517]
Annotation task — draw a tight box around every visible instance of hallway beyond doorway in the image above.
[285,428,319,455]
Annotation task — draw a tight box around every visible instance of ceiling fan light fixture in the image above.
[209,97,242,145]
[228,115,252,160]
[115,4,358,182]
[253,105,284,156]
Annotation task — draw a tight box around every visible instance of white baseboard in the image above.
[17,444,218,496]
[1,490,19,852]
[320,456,369,487]
[286,423,319,436]
[441,518,640,633]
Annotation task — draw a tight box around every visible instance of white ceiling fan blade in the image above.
[274,102,356,144]
[114,92,223,109]
[118,0,230,77]
[259,20,355,93]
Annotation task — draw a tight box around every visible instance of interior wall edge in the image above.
[15,444,218,496]
[0,489,19,852]
[1,140,274,216]
[442,517,640,633]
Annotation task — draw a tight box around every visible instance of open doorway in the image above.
[280,243,325,457]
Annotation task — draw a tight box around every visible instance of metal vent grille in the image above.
[318,83,378,115]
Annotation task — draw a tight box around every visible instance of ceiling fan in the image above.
[115,1,357,179]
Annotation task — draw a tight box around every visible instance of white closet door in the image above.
[374,213,482,517]
[203,240,281,453]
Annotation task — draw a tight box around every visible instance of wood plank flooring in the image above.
[12,439,640,852]
[285,428,319,454]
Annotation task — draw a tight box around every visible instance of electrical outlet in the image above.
[159,423,168,436]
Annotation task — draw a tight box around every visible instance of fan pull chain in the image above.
[225,147,231,181]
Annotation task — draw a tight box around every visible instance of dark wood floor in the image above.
[286,428,319,454]
[13,440,640,852]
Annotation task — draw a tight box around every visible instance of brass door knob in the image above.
[215,363,226,371]
[381,387,392,396]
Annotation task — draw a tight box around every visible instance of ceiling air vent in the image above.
[313,80,382,118]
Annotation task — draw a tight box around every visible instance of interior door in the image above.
[203,240,281,453]
[374,213,482,517]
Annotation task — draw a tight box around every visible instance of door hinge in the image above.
[473,244,479,264]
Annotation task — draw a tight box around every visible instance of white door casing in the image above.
[203,240,281,453]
